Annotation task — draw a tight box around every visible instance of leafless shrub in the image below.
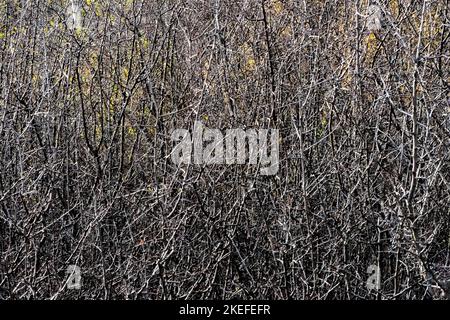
[0,0,449,300]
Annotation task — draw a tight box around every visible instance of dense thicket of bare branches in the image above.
[0,0,449,300]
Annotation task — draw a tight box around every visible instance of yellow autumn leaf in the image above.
[389,0,399,17]
[140,36,149,49]
[122,67,129,80]
[125,0,133,9]
[272,0,283,15]
[245,58,256,72]
[281,26,292,38]
[241,42,256,73]
[75,27,83,37]
[127,126,136,137]
[365,32,378,64]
